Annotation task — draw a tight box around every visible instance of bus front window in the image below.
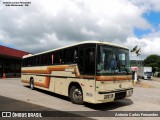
[117,49,131,74]
[97,45,131,75]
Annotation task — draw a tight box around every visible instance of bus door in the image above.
[78,44,96,101]
[78,44,96,76]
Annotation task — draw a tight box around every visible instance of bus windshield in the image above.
[97,45,131,75]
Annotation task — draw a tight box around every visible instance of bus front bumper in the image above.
[95,88,133,103]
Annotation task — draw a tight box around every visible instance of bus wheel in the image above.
[69,86,84,104]
[30,79,34,90]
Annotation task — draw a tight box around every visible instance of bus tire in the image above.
[30,79,34,90]
[69,86,84,105]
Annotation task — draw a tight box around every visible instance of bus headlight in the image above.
[104,94,114,99]
[127,90,133,97]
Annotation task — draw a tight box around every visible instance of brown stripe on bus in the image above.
[22,65,70,74]
[21,79,29,83]
[96,75,132,81]
[96,76,113,81]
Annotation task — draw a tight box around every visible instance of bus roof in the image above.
[23,40,128,58]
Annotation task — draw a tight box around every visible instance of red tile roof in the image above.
[0,45,30,58]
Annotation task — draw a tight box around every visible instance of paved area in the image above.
[0,95,93,120]
[0,78,160,120]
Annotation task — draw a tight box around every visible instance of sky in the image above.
[0,0,160,60]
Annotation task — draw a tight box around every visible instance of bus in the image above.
[21,41,133,104]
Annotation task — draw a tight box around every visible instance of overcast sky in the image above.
[0,0,160,59]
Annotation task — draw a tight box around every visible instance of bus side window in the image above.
[48,53,53,65]
[73,48,78,63]
[84,48,95,75]
[46,53,51,65]
[35,56,38,66]
[31,57,36,66]
[27,58,31,66]
[65,47,78,63]
[60,50,62,63]
[78,49,83,74]
[62,49,66,64]
[54,50,62,64]
[51,53,54,64]
[38,55,42,66]
[65,48,72,63]
[45,54,49,65]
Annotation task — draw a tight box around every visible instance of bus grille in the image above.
[114,91,126,100]
[147,76,151,79]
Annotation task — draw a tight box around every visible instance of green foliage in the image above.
[144,54,160,72]
[158,72,160,77]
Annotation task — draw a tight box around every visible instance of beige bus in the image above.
[21,41,133,104]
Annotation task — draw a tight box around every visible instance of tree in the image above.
[144,54,160,72]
